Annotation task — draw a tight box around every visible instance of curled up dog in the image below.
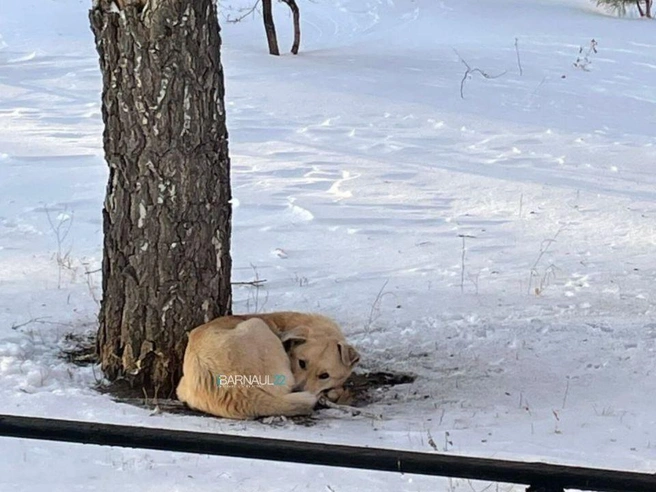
[176,312,360,420]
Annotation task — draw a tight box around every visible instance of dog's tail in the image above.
[176,351,217,410]
[243,388,317,419]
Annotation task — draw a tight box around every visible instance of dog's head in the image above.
[280,326,360,399]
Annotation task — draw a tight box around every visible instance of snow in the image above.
[1,0,655,490]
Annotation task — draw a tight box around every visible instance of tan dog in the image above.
[200,312,360,402]
[176,317,316,419]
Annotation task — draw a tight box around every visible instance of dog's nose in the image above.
[292,382,305,392]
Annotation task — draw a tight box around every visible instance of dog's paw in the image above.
[324,386,354,405]
[286,390,318,414]
[261,415,289,425]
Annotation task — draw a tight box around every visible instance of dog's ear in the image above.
[280,326,309,352]
[338,342,360,368]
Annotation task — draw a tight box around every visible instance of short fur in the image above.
[176,318,316,420]
[196,312,360,402]
[177,312,360,418]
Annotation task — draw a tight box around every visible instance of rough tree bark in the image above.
[90,0,232,397]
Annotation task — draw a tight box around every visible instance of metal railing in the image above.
[0,414,653,492]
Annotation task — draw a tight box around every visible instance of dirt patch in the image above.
[61,334,416,424]
[98,370,416,425]
[59,332,98,366]
[345,370,416,406]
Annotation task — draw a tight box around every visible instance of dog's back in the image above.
[212,311,347,339]
[176,318,316,419]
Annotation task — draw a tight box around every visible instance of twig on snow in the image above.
[515,37,523,76]
[454,49,507,99]
[232,279,268,287]
[11,317,53,330]
[318,395,383,420]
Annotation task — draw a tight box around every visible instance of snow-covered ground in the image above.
[1,0,655,490]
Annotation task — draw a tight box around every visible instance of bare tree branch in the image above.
[224,0,261,24]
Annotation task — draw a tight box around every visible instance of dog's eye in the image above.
[299,360,307,369]
[318,372,330,380]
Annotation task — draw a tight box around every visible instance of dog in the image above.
[176,317,317,419]
[196,312,360,402]
[176,312,360,418]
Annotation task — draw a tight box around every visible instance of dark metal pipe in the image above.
[0,414,653,492]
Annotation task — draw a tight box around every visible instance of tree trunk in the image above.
[646,0,652,17]
[281,0,301,55]
[90,0,233,397]
[262,0,280,56]
[637,0,645,16]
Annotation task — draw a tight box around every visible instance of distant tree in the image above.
[227,0,301,55]
[281,0,301,55]
[260,0,302,55]
[595,0,652,17]
[262,0,281,55]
